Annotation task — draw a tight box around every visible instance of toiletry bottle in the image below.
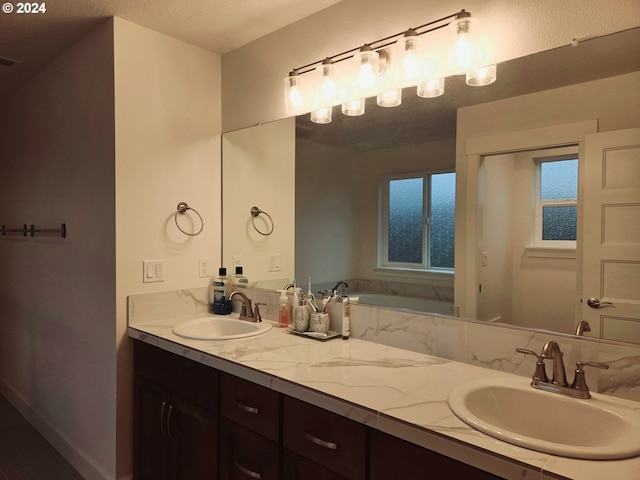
[278,290,290,328]
[212,267,230,315]
[293,294,310,332]
[341,296,350,339]
[292,287,300,319]
[232,266,249,286]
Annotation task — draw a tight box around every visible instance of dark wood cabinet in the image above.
[133,340,510,480]
[283,396,367,480]
[134,341,219,480]
[370,429,504,480]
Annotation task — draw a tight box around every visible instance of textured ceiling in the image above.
[0,0,342,97]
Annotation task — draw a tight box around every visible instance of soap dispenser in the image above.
[212,267,231,315]
[278,290,290,328]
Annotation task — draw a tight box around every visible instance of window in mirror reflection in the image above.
[384,172,455,269]
[536,158,578,243]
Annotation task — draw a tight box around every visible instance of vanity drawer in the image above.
[134,340,218,412]
[220,372,280,442]
[283,396,366,480]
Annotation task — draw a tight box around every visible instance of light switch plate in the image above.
[143,260,165,283]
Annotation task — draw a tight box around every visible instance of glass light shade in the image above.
[317,63,337,107]
[417,77,445,98]
[284,74,306,116]
[341,98,365,116]
[354,48,380,95]
[449,14,480,74]
[466,64,497,86]
[311,106,332,124]
[398,34,422,87]
[377,89,402,107]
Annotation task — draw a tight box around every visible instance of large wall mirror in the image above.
[222,27,640,343]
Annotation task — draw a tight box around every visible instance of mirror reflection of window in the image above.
[535,158,578,245]
[383,171,456,270]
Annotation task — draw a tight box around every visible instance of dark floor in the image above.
[0,394,84,479]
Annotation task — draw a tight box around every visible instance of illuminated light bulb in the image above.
[311,106,332,124]
[342,98,365,116]
[466,64,497,86]
[417,77,445,98]
[284,72,306,116]
[354,46,380,94]
[318,59,337,106]
[398,30,422,87]
[377,89,402,107]
[449,10,481,74]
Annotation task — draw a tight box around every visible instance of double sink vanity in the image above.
[128,287,640,479]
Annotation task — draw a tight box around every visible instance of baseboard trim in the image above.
[0,380,113,480]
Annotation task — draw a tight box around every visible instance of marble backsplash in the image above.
[312,277,454,302]
[128,286,640,403]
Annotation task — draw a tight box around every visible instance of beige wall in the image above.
[0,20,117,479]
[222,119,295,284]
[222,0,640,132]
[114,17,222,478]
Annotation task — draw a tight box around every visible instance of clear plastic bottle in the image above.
[212,267,230,315]
[232,266,249,286]
[278,290,290,328]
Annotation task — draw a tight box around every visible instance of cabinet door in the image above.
[135,377,172,480]
[219,418,279,480]
[370,429,505,480]
[171,394,218,480]
[283,449,348,480]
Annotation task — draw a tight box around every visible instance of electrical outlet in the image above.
[198,256,210,277]
[233,255,243,267]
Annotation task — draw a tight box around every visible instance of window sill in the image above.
[373,267,454,286]
[524,245,576,259]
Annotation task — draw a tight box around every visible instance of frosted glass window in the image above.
[430,172,456,268]
[536,157,578,244]
[388,178,424,263]
[542,206,577,240]
[383,171,455,269]
[540,159,578,200]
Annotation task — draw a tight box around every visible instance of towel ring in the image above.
[174,202,204,236]
[250,206,274,236]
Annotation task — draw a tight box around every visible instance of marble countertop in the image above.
[128,314,640,480]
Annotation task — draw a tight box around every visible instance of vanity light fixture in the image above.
[286,9,497,123]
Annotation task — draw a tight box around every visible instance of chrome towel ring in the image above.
[250,206,274,236]
[175,202,204,236]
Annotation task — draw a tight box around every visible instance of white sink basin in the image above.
[448,376,640,459]
[172,315,272,340]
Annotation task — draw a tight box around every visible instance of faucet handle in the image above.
[516,348,549,383]
[571,361,609,396]
[254,303,265,323]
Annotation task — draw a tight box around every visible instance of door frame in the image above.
[454,119,598,320]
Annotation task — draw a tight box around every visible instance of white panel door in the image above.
[582,128,640,343]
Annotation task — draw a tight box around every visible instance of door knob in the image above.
[586,297,613,308]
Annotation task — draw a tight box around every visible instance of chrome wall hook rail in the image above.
[250,206,274,236]
[2,224,66,238]
[174,202,204,236]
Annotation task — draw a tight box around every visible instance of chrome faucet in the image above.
[517,341,609,399]
[575,320,591,336]
[542,340,568,387]
[228,291,262,322]
[332,280,349,295]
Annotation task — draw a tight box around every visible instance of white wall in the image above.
[455,72,640,320]
[222,0,640,132]
[222,119,295,285]
[0,20,117,480]
[114,17,222,478]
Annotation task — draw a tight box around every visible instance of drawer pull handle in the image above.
[234,460,262,479]
[160,401,167,436]
[304,431,338,450]
[166,404,174,440]
[235,400,260,415]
